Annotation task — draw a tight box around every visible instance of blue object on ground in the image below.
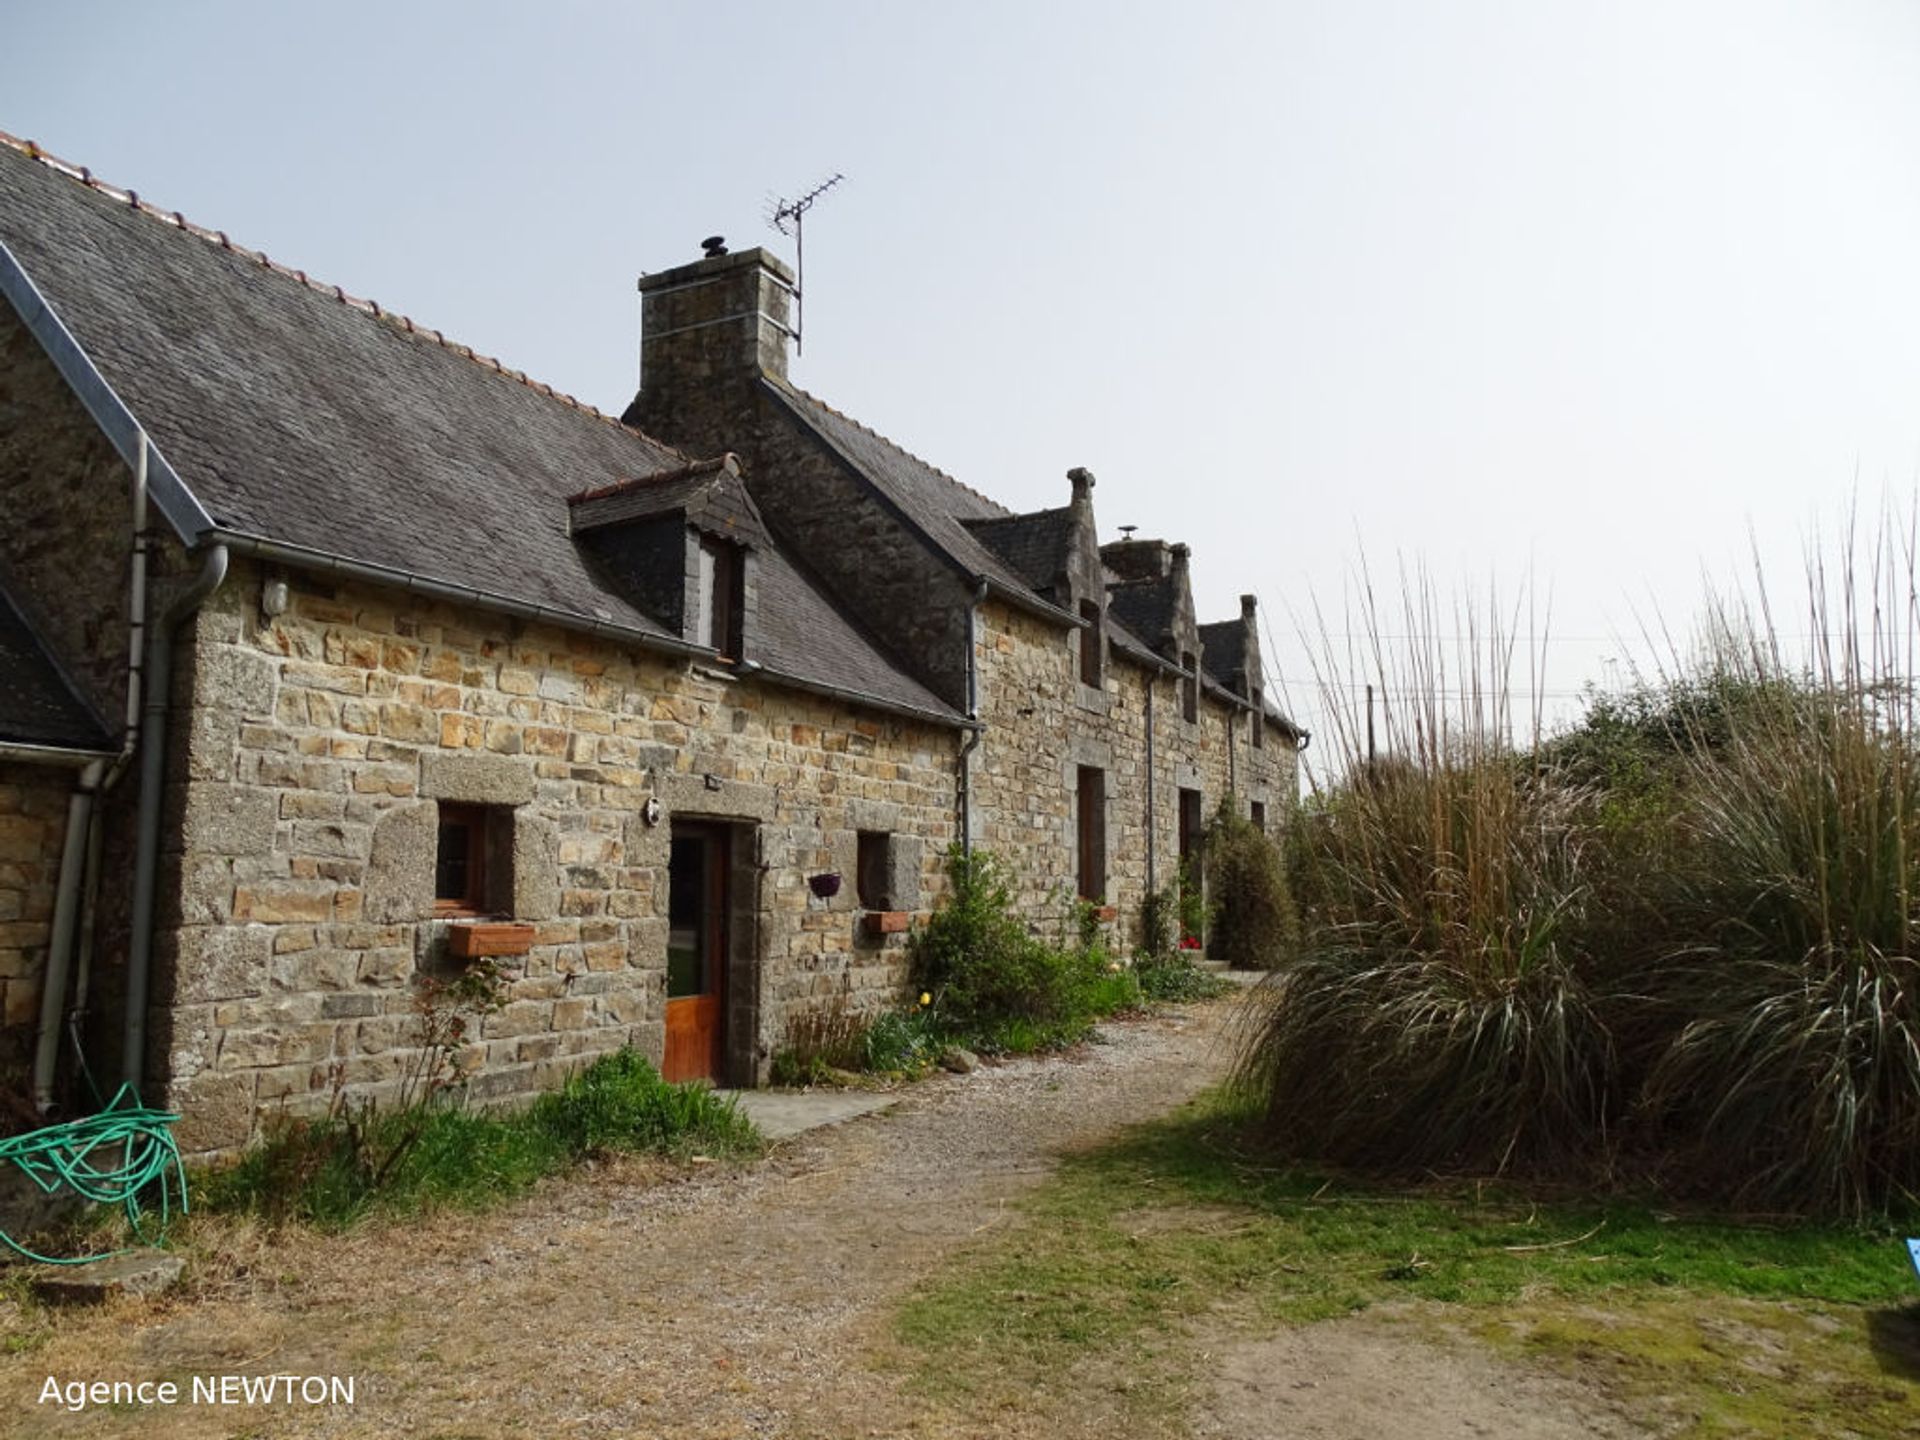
[1907,1237,1920,1281]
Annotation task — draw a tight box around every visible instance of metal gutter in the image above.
[0,740,114,767]
[218,530,969,729]
[0,238,213,545]
[214,530,709,660]
[751,662,974,733]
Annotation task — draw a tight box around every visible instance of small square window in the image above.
[435,803,511,916]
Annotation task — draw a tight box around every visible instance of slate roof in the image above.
[0,137,957,725]
[962,508,1076,593]
[1107,577,1179,656]
[0,583,111,752]
[1198,620,1248,693]
[766,379,1074,622]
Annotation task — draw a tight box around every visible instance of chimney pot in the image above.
[1241,593,1257,618]
[1068,467,1095,504]
[701,235,728,257]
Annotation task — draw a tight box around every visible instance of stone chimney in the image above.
[1068,466,1095,507]
[626,242,794,442]
[1241,594,1257,623]
[1099,536,1173,582]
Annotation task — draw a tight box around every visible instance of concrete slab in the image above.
[722,1089,899,1141]
[31,1251,184,1304]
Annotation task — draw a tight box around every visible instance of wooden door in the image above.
[664,825,728,1082]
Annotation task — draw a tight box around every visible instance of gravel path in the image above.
[2,999,1242,1438]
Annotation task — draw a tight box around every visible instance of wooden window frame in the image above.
[702,537,745,662]
[1076,765,1107,902]
[434,802,492,917]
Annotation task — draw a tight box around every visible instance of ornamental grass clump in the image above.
[1638,519,1920,1215]
[1238,571,1617,1178]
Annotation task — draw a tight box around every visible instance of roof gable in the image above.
[0,583,111,753]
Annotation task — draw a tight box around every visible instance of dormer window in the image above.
[1078,600,1103,688]
[697,538,745,661]
[1181,650,1198,723]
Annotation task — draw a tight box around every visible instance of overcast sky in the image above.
[12,1,1920,768]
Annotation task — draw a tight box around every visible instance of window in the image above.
[1078,600,1103,688]
[1178,787,1203,867]
[1250,800,1267,832]
[1076,766,1106,901]
[857,830,891,909]
[1252,688,1265,749]
[1180,651,1198,723]
[698,538,745,661]
[435,803,505,916]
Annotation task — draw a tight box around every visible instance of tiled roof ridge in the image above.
[568,454,734,505]
[0,130,663,441]
[771,377,1012,517]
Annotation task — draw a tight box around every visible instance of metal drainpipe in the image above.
[29,759,103,1110]
[31,431,152,1112]
[1228,707,1238,800]
[123,542,229,1092]
[956,581,988,857]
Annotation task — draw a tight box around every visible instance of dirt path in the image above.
[3,1002,1246,1439]
[4,1000,1658,1440]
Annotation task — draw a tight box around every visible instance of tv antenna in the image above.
[768,172,843,355]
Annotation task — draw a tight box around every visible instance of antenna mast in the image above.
[768,172,843,356]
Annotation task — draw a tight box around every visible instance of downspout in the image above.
[30,760,104,1111]
[1144,676,1157,892]
[1227,707,1237,800]
[956,580,988,857]
[123,541,229,1092]
[32,431,153,1112]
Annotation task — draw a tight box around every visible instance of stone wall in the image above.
[0,763,74,1088]
[0,302,134,723]
[153,560,958,1156]
[971,599,1299,949]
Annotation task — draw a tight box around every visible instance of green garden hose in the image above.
[0,1084,188,1264]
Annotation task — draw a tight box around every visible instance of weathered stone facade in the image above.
[0,141,1303,1162]
[0,765,72,1074]
[147,562,956,1153]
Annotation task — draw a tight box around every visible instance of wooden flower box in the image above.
[861,911,912,935]
[447,922,537,959]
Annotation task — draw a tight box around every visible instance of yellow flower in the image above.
[918,992,932,1007]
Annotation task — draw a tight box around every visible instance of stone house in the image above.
[0,133,1301,1157]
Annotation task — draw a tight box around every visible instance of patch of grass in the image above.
[197,1048,760,1230]
[894,1092,1920,1435]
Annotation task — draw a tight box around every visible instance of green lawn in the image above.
[894,1092,1920,1438]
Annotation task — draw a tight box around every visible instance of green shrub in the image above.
[201,1047,760,1229]
[911,847,1080,1026]
[528,1049,757,1158]
[1204,806,1299,970]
